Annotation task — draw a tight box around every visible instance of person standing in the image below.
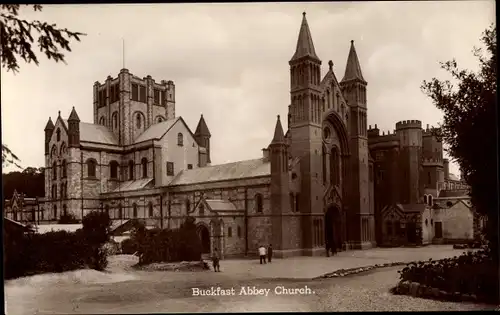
[212,248,221,272]
[267,244,273,263]
[258,245,267,264]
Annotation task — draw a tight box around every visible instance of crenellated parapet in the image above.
[395,120,422,130]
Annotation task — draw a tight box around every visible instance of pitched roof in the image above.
[63,120,118,145]
[134,117,179,143]
[205,199,239,212]
[108,178,154,193]
[438,189,470,198]
[400,203,426,213]
[195,114,211,137]
[44,117,55,131]
[290,12,319,61]
[341,40,366,83]
[168,158,270,186]
[68,107,80,122]
[34,224,82,234]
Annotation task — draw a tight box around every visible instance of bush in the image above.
[130,217,203,265]
[4,211,111,279]
[398,247,499,304]
[121,238,137,255]
[58,212,79,224]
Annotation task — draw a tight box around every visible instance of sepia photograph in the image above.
[1,1,498,313]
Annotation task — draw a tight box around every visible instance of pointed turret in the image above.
[194,114,211,165]
[68,106,80,122]
[271,115,285,145]
[44,117,55,131]
[44,117,55,155]
[290,12,319,62]
[341,40,366,83]
[67,107,80,148]
[194,114,211,137]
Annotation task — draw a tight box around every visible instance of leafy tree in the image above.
[2,144,21,169]
[1,4,85,73]
[2,167,45,198]
[1,5,85,167]
[421,24,497,257]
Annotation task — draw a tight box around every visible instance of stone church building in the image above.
[38,13,475,258]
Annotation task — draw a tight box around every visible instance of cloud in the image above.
[1,2,494,178]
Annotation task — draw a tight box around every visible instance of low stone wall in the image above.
[314,261,407,279]
[391,280,479,303]
[133,261,210,272]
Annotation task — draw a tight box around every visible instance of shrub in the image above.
[4,211,111,279]
[58,212,79,224]
[398,247,499,304]
[121,238,137,255]
[130,217,203,265]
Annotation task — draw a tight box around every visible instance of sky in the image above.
[1,2,495,176]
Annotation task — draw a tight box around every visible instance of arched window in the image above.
[133,203,138,218]
[185,198,191,213]
[56,128,61,142]
[60,184,63,200]
[237,226,242,238]
[118,204,123,219]
[141,158,148,178]
[128,160,134,180]
[148,202,153,217]
[52,161,57,179]
[156,116,164,123]
[51,145,57,158]
[423,195,428,204]
[61,160,67,178]
[136,113,142,129]
[87,159,97,177]
[60,142,67,155]
[99,116,106,126]
[53,205,58,219]
[63,204,67,217]
[255,193,263,213]
[428,195,433,206]
[177,133,183,146]
[112,112,118,130]
[109,160,119,179]
[228,227,232,237]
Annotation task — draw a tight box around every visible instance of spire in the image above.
[341,40,365,83]
[271,115,285,144]
[195,114,211,137]
[68,106,80,122]
[44,117,55,131]
[290,12,319,62]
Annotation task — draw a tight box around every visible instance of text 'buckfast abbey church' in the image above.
[40,13,470,258]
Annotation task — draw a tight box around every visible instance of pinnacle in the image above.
[341,40,365,83]
[290,12,319,62]
[271,115,285,145]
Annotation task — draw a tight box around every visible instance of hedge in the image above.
[397,247,499,304]
[129,217,203,265]
[4,211,111,280]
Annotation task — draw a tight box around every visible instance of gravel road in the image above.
[5,266,495,314]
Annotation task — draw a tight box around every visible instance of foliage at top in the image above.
[0,4,85,73]
[3,167,45,197]
[421,24,497,253]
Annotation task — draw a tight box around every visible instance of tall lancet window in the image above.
[330,147,340,186]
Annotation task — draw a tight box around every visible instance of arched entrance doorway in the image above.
[325,205,342,252]
[197,225,211,254]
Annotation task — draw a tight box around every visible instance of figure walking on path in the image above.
[258,245,267,264]
[267,244,273,263]
[212,248,221,272]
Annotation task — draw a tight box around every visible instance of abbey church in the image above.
[32,13,474,258]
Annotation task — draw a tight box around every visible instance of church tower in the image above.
[194,114,211,167]
[339,41,374,248]
[288,13,324,254]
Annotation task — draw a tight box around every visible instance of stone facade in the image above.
[33,13,479,258]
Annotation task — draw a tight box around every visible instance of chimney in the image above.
[443,158,450,180]
[262,148,270,161]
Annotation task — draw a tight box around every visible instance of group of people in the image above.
[258,244,273,264]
